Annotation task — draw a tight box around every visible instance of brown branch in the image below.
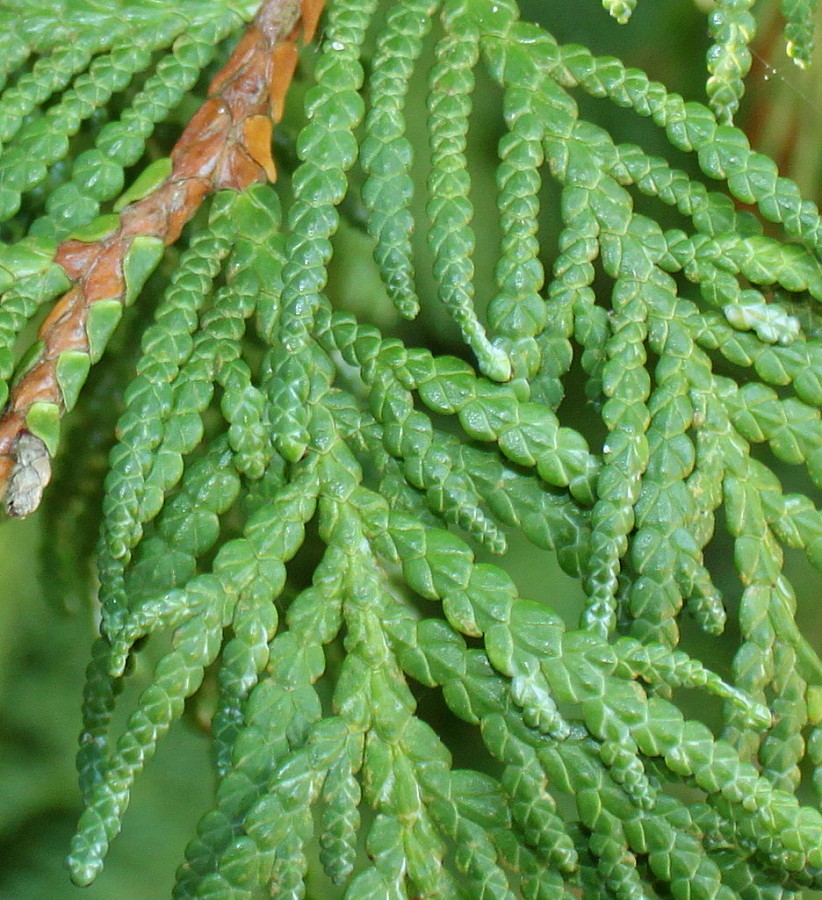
[0,0,327,516]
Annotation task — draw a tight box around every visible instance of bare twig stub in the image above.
[0,0,326,516]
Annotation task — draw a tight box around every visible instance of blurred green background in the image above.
[2,1,822,896]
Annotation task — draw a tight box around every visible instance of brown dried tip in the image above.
[5,433,52,518]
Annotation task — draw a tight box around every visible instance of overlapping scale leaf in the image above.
[126,439,240,601]
[68,577,226,886]
[0,243,71,408]
[0,38,109,150]
[0,32,160,221]
[319,308,598,504]
[759,642,806,792]
[551,40,822,252]
[384,499,822,868]
[427,9,511,382]
[177,375,340,897]
[32,13,244,240]
[277,0,374,356]
[0,10,243,227]
[691,309,822,407]
[318,750,361,884]
[727,383,822,480]
[486,83,547,386]
[174,515,342,899]
[360,0,440,318]
[75,459,319,887]
[0,30,29,94]
[33,1,822,897]
[343,576,453,897]
[95,193,241,636]
[782,0,818,67]
[387,585,808,900]
[583,276,652,639]
[628,318,725,644]
[343,341,508,551]
[614,638,770,729]
[210,586,280,778]
[706,0,756,123]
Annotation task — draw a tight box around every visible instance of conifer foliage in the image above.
[1,0,821,896]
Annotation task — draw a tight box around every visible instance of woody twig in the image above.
[0,0,326,517]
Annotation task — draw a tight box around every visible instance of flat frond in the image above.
[0,0,820,897]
